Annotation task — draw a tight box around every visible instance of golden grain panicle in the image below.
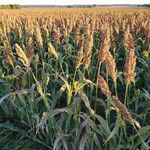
[112,96,133,123]
[124,49,136,85]
[97,25,111,62]
[3,50,14,66]
[104,51,117,82]
[47,42,58,59]
[98,74,111,97]
[15,43,30,67]
[83,32,93,69]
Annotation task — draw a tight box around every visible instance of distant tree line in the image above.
[22,4,150,8]
[0,4,149,9]
[143,4,150,7]
[0,4,20,9]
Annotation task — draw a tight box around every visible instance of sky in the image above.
[0,0,149,5]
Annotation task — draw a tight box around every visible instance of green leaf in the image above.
[105,119,120,143]
[79,91,94,115]
[79,133,88,150]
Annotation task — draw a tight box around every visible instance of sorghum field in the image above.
[0,7,150,150]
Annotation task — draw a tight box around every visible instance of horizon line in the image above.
[0,3,150,6]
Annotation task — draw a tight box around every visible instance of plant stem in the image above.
[73,68,77,82]
[94,61,101,116]
[118,127,122,150]
[59,58,66,76]
[133,124,148,149]
[114,80,118,98]
[93,60,100,81]
[106,69,108,84]
[123,126,128,143]
[74,99,81,150]
[83,68,85,77]
[124,84,128,105]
